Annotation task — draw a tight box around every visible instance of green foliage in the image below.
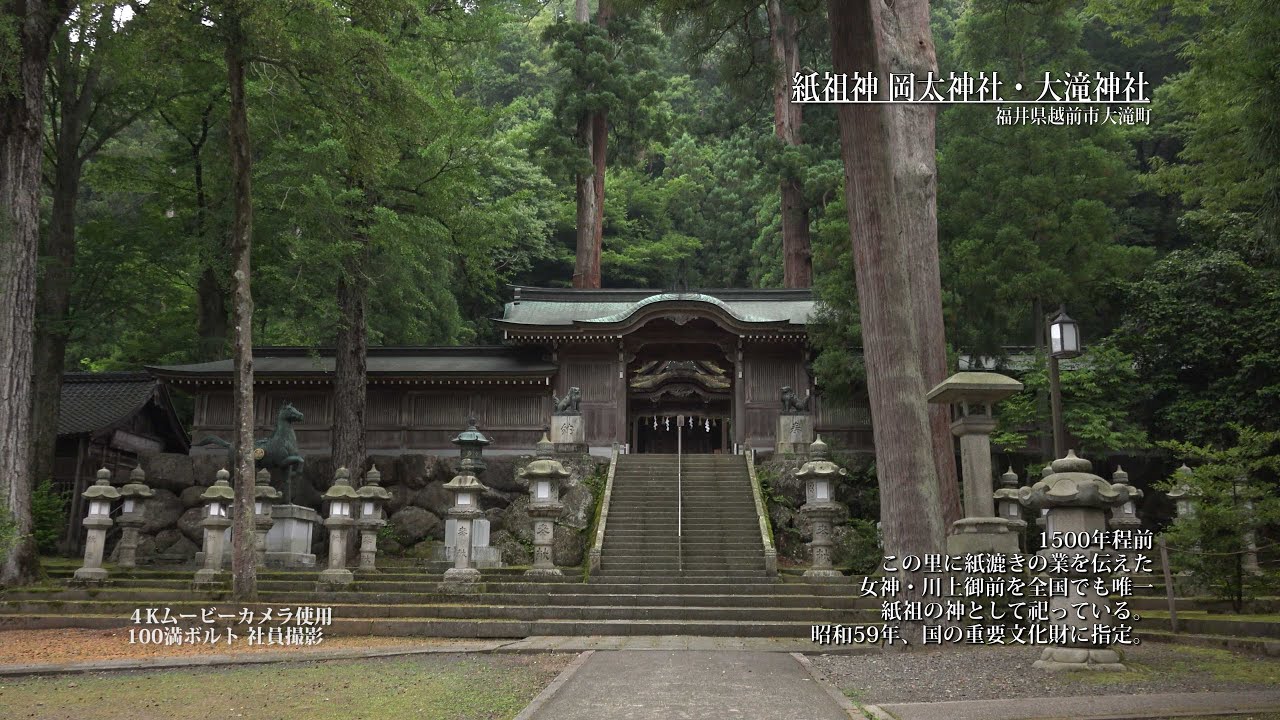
[1116,248,1280,446]
[31,480,68,556]
[834,518,883,575]
[0,499,17,561]
[1156,425,1280,611]
[993,342,1149,457]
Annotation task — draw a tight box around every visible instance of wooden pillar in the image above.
[616,342,628,444]
[733,339,746,448]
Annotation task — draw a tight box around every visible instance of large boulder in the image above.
[179,485,206,509]
[366,455,400,486]
[162,535,199,563]
[397,455,433,489]
[552,525,585,567]
[559,484,594,530]
[387,506,442,545]
[490,529,530,566]
[384,484,411,515]
[480,456,523,493]
[190,453,224,487]
[411,482,452,516]
[141,489,184,534]
[479,486,519,511]
[139,453,196,493]
[501,495,533,543]
[176,507,205,543]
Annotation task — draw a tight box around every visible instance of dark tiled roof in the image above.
[499,286,815,328]
[149,346,557,379]
[58,372,158,436]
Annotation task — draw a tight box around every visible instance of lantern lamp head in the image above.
[1048,306,1081,359]
[322,467,361,517]
[82,467,122,513]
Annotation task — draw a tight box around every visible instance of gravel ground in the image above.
[0,629,481,665]
[808,643,1280,704]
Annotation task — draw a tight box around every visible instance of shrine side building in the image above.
[150,287,873,456]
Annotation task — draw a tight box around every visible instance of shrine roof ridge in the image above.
[500,286,816,328]
[149,345,557,380]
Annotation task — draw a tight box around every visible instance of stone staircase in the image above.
[597,454,768,577]
[0,454,878,638]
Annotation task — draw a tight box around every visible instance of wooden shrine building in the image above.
[150,287,872,456]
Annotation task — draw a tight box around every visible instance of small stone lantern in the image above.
[194,469,236,588]
[796,436,848,578]
[993,467,1026,536]
[319,467,360,586]
[115,466,154,570]
[442,458,488,587]
[356,465,391,572]
[520,434,570,576]
[452,415,492,475]
[253,469,281,566]
[73,468,121,584]
[1036,462,1053,530]
[1108,467,1141,532]
[1018,450,1139,672]
[1167,464,1194,519]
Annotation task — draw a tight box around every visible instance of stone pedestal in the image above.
[73,516,113,584]
[443,512,483,587]
[193,515,232,589]
[116,517,143,570]
[254,512,274,567]
[357,520,382,572]
[1020,451,1139,672]
[527,513,562,576]
[801,504,842,578]
[776,414,814,456]
[265,504,320,567]
[318,516,355,586]
[550,413,586,453]
[436,518,504,568]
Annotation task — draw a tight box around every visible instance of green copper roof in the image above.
[499,287,815,328]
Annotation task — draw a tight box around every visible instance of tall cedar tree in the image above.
[223,0,257,601]
[828,0,948,640]
[1,0,73,587]
[766,0,811,287]
[572,0,601,287]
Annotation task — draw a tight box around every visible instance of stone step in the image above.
[1,588,871,609]
[0,613,864,638]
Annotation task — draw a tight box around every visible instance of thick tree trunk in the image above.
[572,0,600,289]
[587,0,612,285]
[225,4,257,601]
[1,0,71,588]
[768,0,812,288]
[828,0,945,643]
[192,103,229,361]
[332,248,368,480]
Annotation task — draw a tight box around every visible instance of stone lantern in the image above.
[520,434,570,576]
[73,468,120,584]
[356,465,391,572]
[451,415,492,475]
[194,469,235,588]
[1018,450,1139,672]
[796,436,848,578]
[1167,464,1194,519]
[1108,467,1141,532]
[253,469,281,566]
[1036,462,1053,530]
[319,467,360,586]
[442,458,488,587]
[993,467,1026,549]
[926,371,1024,555]
[115,466,154,570]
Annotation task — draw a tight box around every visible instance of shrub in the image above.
[31,480,68,555]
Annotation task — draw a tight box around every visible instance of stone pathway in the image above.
[521,650,852,720]
[500,635,867,654]
[866,690,1280,720]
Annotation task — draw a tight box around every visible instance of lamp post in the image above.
[116,466,154,570]
[452,415,492,475]
[319,467,359,587]
[194,469,235,588]
[521,434,570,576]
[1047,306,1081,460]
[796,436,848,578]
[73,468,120,584]
[356,465,391,573]
[253,469,281,567]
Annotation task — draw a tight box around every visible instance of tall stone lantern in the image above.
[521,434,570,576]
[993,467,1026,550]
[319,467,360,587]
[442,458,488,588]
[253,469,281,566]
[116,466,154,570]
[356,465,391,572]
[926,371,1024,555]
[194,469,235,588]
[1167,464,1194,519]
[796,436,848,578]
[1108,467,1141,532]
[1018,450,1140,671]
[74,468,121,584]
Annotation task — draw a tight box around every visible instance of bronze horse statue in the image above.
[196,402,306,504]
